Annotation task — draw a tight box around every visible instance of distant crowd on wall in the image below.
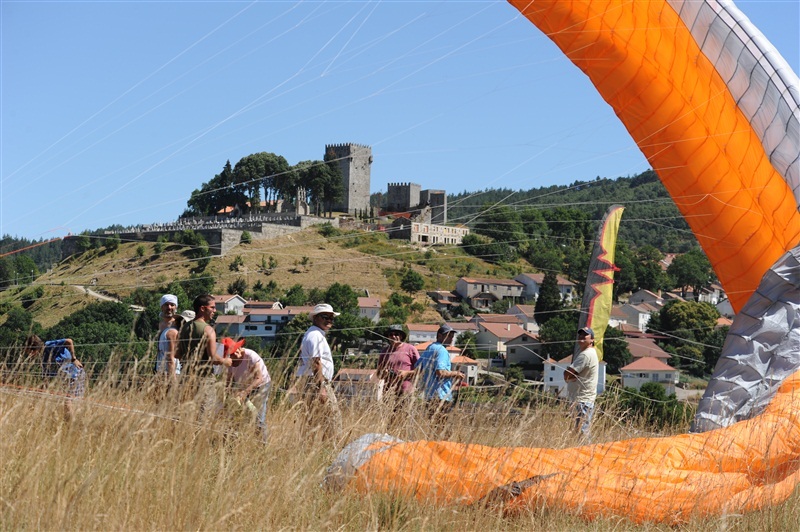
[103,212,305,235]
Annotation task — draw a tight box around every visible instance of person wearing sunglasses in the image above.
[296,303,343,440]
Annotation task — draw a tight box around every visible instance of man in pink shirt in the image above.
[378,325,420,427]
[223,337,271,441]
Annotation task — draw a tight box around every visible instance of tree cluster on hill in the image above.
[449,170,695,253]
[183,149,343,218]
[0,236,62,289]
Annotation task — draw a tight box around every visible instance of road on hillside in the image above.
[72,285,145,312]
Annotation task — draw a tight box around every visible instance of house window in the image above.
[510,348,516,354]
[245,325,257,331]
[549,377,553,381]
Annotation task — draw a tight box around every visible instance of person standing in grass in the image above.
[223,337,271,441]
[295,303,343,440]
[416,324,464,431]
[564,326,599,439]
[23,335,85,420]
[177,294,232,413]
[155,294,191,379]
[377,324,419,426]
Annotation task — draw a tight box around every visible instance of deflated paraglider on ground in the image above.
[326,367,800,524]
[326,0,800,524]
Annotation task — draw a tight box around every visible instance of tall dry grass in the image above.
[1,360,798,530]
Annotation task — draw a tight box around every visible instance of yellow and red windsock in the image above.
[575,205,624,360]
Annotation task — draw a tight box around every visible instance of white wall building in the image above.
[514,273,576,303]
[620,357,679,395]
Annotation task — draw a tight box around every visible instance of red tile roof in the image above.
[621,357,676,372]
[406,323,441,332]
[479,322,527,340]
[459,277,524,287]
[626,337,671,359]
[358,297,381,308]
[472,313,522,324]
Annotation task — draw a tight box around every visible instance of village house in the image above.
[475,322,527,357]
[215,305,315,343]
[451,355,479,386]
[506,304,538,333]
[620,357,679,395]
[455,277,524,310]
[357,296,381,323]
[544,355,607,397]
[628,289,663,307]
[513,272,576,303]
[617,302,659,332]
[504,332,544,376]
[607,305,630,329]
[406,323,440,344]
[389,218,470,245]
[427,290,460,313]
[446,321,479,343]
[212,294,247,315]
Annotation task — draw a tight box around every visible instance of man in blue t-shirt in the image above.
[416,325,464,428]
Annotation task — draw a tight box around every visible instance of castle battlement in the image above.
[325,143,371,150]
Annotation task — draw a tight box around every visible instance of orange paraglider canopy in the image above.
[508,0,800,312]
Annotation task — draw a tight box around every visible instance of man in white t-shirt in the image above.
[564,327,599,438]
[296,303,342,440]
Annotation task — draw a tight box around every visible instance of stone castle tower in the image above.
[325,143,372,215]
[387,182,421,212]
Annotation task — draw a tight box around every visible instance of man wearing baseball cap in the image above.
[564,326,599,438]
[415,324,464,433]
[222,337,271,441]
[295,303,342,440]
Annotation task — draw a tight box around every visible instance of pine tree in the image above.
[534,271,563,327]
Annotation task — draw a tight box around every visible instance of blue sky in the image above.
[1,1,798,241]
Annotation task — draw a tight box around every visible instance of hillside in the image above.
[2,226,534,329]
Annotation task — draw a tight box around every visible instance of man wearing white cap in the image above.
[296,303,342,440]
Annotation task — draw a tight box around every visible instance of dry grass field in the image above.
[2,358,799,531]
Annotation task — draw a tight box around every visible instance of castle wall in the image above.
[326,143,372,214]
[62,215,337,260]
